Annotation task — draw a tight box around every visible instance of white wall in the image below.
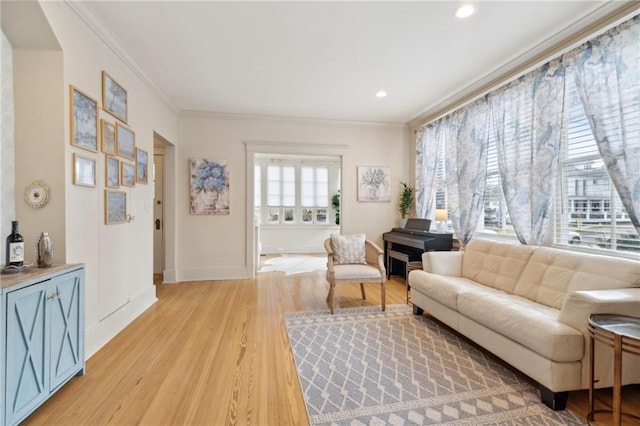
[18,2,179,356]
[0,29,14,263]
[177,113,409,281]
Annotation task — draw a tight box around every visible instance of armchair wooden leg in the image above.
[360,283,366,300]
[381,282,386,311]
[328,282,335,314]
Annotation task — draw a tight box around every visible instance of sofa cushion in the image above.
[462,239,537,293]
[458,291,584,362]
[409,271,503,310]
[513,247,640,309]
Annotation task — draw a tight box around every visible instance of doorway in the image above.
[153,133,173,284]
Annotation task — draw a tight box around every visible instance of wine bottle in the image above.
[5,220,25,268]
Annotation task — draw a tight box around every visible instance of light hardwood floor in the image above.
[24,265,640,425]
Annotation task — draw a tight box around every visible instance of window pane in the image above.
[316,208,327,223]
[302,208,313,222]
[266,165,281,206]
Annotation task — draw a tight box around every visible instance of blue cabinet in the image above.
[1,265,85,426]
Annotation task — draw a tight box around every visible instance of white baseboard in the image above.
[85,285,157,358]
[163,269,178,283]
[178,267,251,281]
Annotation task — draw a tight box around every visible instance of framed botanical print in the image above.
[105,190,127,225]
[116,123,135,160]
[106,156,120,188]
[70,85,98,152]
[102,71,127,123]
[121,162,136,187]
[357,166,391,202]
[100,120,117,155]
[73,153,97,187]
[136,148,148,184]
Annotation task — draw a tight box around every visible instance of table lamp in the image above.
[435,209,447,233]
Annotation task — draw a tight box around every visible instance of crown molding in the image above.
[64,1,179,115]
[179,109,408,130]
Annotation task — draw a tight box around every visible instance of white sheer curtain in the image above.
[490,59,566,245]
[565,15,640,235]
[415,122,443,221]
[444,98,490,247]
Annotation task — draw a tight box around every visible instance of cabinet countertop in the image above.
[0,264,84,291]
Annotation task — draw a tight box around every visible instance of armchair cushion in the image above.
[331,233,366,265]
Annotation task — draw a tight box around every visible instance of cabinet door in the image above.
[6,282,49,425]
[49,270,84,390]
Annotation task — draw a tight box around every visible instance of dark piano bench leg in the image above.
[412,305,424,316]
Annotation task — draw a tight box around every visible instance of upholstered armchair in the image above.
[324,234,387,314]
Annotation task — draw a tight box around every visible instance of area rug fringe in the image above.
[284,305,586,426]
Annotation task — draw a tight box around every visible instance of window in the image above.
[256,157,339,225]
[557,78,636,252]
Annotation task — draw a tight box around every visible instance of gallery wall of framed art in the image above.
[69,70,148,226]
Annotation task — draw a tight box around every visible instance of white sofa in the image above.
[408,238,640,410]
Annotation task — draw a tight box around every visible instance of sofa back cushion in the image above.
[461,239,537,293]
[513,247,640,309]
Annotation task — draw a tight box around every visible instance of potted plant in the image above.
[331,192,340,225]
[399,182,414,226]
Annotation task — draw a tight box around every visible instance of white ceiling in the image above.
[77,1,635,125]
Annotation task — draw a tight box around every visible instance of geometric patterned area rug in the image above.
[284,305,586,425]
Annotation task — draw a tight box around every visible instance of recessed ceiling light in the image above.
[375,90,387,98]
[454,4,476,19]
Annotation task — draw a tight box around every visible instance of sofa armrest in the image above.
[558,288,640,333]
[421,251,464,276]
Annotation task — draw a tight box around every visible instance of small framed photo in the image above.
[116,123,135,160]
[70,85,98,152]
[136,148,149,184]
[100,120,117,155]
[106,156,120,188]
[105,190,127,225]
[121,162,136,187]
[73,153,97,187]
[102,71,127,123]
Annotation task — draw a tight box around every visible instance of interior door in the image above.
[153,154,164,275]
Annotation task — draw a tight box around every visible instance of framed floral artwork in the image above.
[357,166,391,202]
[189,158,230,215]
[101,120,117,155]
[106,156,120,188]
[73,153,97,187]
[105,190,127,225]
[116,123,135,160]
[102,71,127,123]
[70,85,98,152]
[121,162,135,187]
[136,148,148,184]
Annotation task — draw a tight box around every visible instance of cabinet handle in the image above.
[47,291,60,300]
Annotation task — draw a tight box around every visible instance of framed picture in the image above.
[136,148,148,184]
[100,120,117,155]
[106,156,120,188]
[105,190,127,225]
[189,158,230,215]
[102,71,127,123]
[121,162,136,187]
[70,85,98,152]
[73,153,97,187]
[357,166,391,202]
[116,123,135,160]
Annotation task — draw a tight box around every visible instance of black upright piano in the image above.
[382,218,453,279]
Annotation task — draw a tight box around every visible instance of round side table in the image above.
[588,314,640,426]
